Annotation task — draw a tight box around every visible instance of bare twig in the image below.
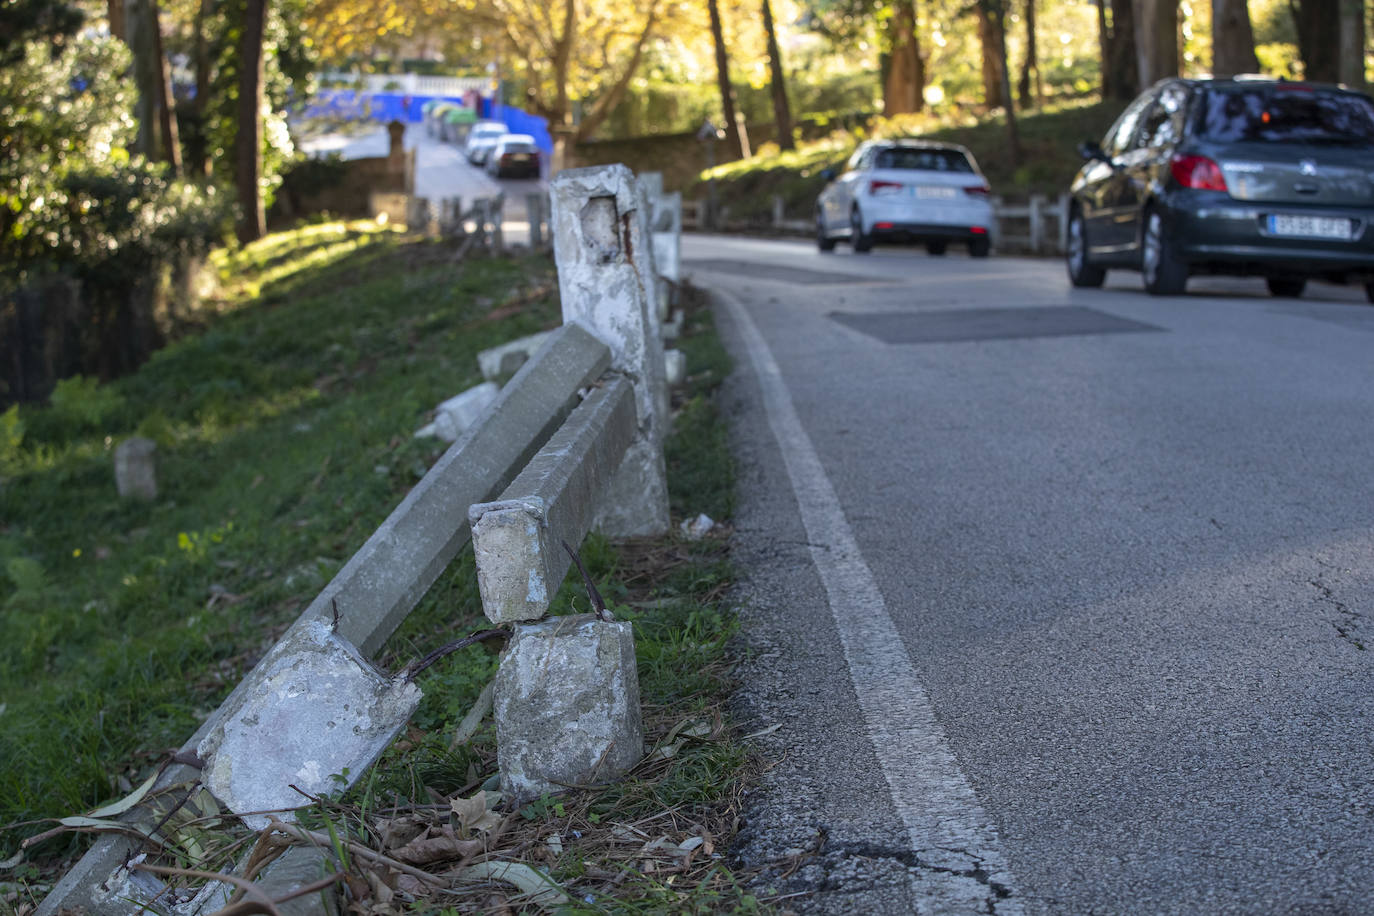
[562,539,613,621]
[267,820,448,888]
[405,629,508,681]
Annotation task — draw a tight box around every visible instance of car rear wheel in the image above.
[926,241,948,256]
[969,237,990,258]
[1141,209,1187,296]
[851,208,873,253]
[1365,282,1374,304]
[817,212,836,252]
[1066,210,1106,288]
[1266,278,1306,298]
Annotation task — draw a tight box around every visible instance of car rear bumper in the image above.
[1164,193,1374,276]
[868,223,992,243]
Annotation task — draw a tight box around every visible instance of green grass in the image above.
[0,220,760,913]
[690,99,1125,224]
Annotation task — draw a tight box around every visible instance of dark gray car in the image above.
[1067,77,1374,299]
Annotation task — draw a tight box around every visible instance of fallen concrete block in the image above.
[494,614,643,800]
[470,376,637,623]
[197,619,422,831]
[114,436,157,500]
[680,512,716,540]
[431,381,500,441]
[478,331,554,380]
[664,349,686,387]
[662,309,684,342]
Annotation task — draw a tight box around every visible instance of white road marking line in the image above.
[715,285,1024,913]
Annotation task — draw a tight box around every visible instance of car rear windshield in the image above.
[874,148,976,172]
[502,143,537,154]
[1198,88,1374,144]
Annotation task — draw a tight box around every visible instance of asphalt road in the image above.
[684,236,1374,914]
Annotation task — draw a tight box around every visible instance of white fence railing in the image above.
[317,71,489,95]
[683,191,1074,256]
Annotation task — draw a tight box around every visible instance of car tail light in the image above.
[964,184,990,197]
[1170,153,1228,191]
[869,180,904,196]
[970,226,988,235]
[875,221,895,229]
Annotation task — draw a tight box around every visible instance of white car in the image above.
[816,140,994,256]
[464,121,508,165]
[484,134,542,179]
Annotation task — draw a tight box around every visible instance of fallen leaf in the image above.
[455,862,568,906]
[450,791,500,836]
[391,827,484,865]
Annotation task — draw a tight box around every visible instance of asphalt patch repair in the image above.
[829,305,1164,344]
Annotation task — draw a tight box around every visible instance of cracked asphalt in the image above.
[687,235,1374,914]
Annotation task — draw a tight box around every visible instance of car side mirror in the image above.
[819,168,836,182]
[1077,140,1111,164]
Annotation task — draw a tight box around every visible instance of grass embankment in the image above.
[692,99,1124,225]
[0,222,760,912]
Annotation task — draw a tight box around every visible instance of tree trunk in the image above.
[186,0,213,178]
[993,1,1022,163]
[762,0,795,149]
[151,0,180,175]
[977,3,1005,108]
[707,0,749,159]
[1018,0,1041,109]
[1211,0,1259,76]
[1097,0,1139,100]
[1290,0,1340,82]
[883,0,926,115]
[1338,0,1365,89]
[236,0,267,243]
[124,0,159,159]
[1133,0,1178,86]
[108,0,126,39]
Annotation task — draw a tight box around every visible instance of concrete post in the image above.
[772,194,785,229]
[526,192,545,248]
[114,437,157,500]
[490,195,505,252]
[469,376,637,623]
[494,614,643,800]
[550,165,669,537]
[1029,194,1045,254]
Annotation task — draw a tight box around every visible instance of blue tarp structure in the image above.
[306,89,553,156]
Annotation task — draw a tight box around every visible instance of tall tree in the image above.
[1289,0,1339,82]
[1133,0,1178,86]
[235,0,266,242]
[1017,0,1041,109]
[883,0,926,115]
[124,0,180,171]
[1337,0,1365,90]
[988,0,1021,162]
[708,0,750,158]
[976,2,1005,108]
[762,0,795,149]
[1211,0,1259,76]
[1097,0,1137,100]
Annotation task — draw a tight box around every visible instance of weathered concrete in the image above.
[432,381,500,441]
[651,191,683,286]
[469,376,637,623]
[494,614,643,800]
[551,165,669,536]
[478,331,554,380]
[114,436,157,500]
[197,619,422,831]
[665,348,686,386]
[36,324,612,916]
[663,308,684,342]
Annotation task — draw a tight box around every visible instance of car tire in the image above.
[926,241,948,256]
[1266,278,1306,298]
[851,208,873,253]
[1365,282,1374,304]
[817,212,837,252]
[1141,208,1187,296]
[1066,210,1106,288]
[969,237,991,258]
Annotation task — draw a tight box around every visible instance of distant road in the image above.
[300,122,546,242]
[686,235,1374,914]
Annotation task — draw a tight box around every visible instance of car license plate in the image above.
[1267,214,1353,239]
[510,154,531,162]
[915,186,957,200]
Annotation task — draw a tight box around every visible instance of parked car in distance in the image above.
[485,134,542,179]
[816,140,994,256]
[1067,76,1374,299]
[464,121,508,165]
